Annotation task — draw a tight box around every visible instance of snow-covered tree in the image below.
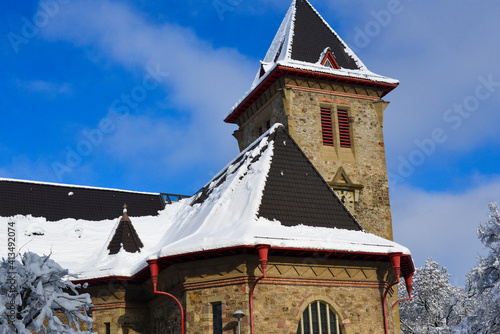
[398,257,467,334]
[0,252,94,333]
[463,202,500,333]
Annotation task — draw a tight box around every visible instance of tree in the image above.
[463,202,500,333]
[398,257,467,334]
[0,252,94,333]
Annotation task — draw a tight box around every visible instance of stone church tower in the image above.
[225,0,398,240]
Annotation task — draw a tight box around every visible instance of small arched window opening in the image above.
[296,301,343,334]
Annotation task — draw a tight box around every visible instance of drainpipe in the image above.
[148,259,185,334]
[392,273,413,310]
[382,253,401,334]
[250,244,270,334]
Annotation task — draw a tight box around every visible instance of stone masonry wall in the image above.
[285,86,393,239]
[235,77,394,240]
[153,255,399,334]
[86,284,150,334]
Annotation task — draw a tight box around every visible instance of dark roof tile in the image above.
[258,127,362,231]
[0,180,164,221]
[290,0,359,69]
[107,210,144,255]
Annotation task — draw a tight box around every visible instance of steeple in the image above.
[224,1,399,240]
[261,0,362,72]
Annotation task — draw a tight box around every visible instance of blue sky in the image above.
[2,0,500,285]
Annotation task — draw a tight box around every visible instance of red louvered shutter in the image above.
[337,110,351,148]
[320,108,334,146]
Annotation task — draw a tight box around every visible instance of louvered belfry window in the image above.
[320,108,334,146]
[296,301,342,334]
[337,110,351,148]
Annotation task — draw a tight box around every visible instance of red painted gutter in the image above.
[224,65,398,124]
[382,253,413,334]
[250,244,270,334]
[147,259,185,334]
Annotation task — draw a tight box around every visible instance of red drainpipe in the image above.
[148,259,185,334]
[392,273,413,310]
[250,244,270,334]
[382,253,401,334]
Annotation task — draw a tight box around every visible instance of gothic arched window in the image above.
[296,301,343,334]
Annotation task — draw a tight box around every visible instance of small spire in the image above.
[107,204,144,255]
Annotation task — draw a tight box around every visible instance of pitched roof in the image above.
[191,125,361,231]
[107,208,144,255]
[0,178,164,221]
[265,0,360,70]
[225,0,398,123]
[0,125,410,281]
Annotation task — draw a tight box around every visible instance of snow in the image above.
[0,125,410,282]
[0,252,93,333]
[0,177,160,196]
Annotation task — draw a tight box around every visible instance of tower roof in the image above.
[225,0,398,123]
[264,0,361,71]
[254,0,397,86]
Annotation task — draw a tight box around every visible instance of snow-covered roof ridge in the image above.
[0,177,160,196]
[262,0,296,64]
[304,0,367,71]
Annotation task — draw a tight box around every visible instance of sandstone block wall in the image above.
[235,77,394,240]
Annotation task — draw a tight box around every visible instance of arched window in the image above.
[296,301,343,334]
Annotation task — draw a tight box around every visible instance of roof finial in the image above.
[123,203,127,213]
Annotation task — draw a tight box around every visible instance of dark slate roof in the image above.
[257,127,362,230]
[0,179,164,221]
[107,210,144,255]
[192,125,362,231]
[290,0,359,69]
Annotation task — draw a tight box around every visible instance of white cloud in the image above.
[16,79,73,98]
[334,1,500,157]
[392,179,500,285]
[36,0,258,185]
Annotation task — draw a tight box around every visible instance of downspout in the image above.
[392,273,413,310]
[148,259,185,334]
[382,253,401,334]
[250,244,270,334]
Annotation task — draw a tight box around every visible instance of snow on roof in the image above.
[0,125,410,281]
[0,177,160,196]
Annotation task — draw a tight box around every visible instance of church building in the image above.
[0,1,414,333]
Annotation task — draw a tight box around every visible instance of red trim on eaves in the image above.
[72,245,414,287]
[224,65,398,124]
